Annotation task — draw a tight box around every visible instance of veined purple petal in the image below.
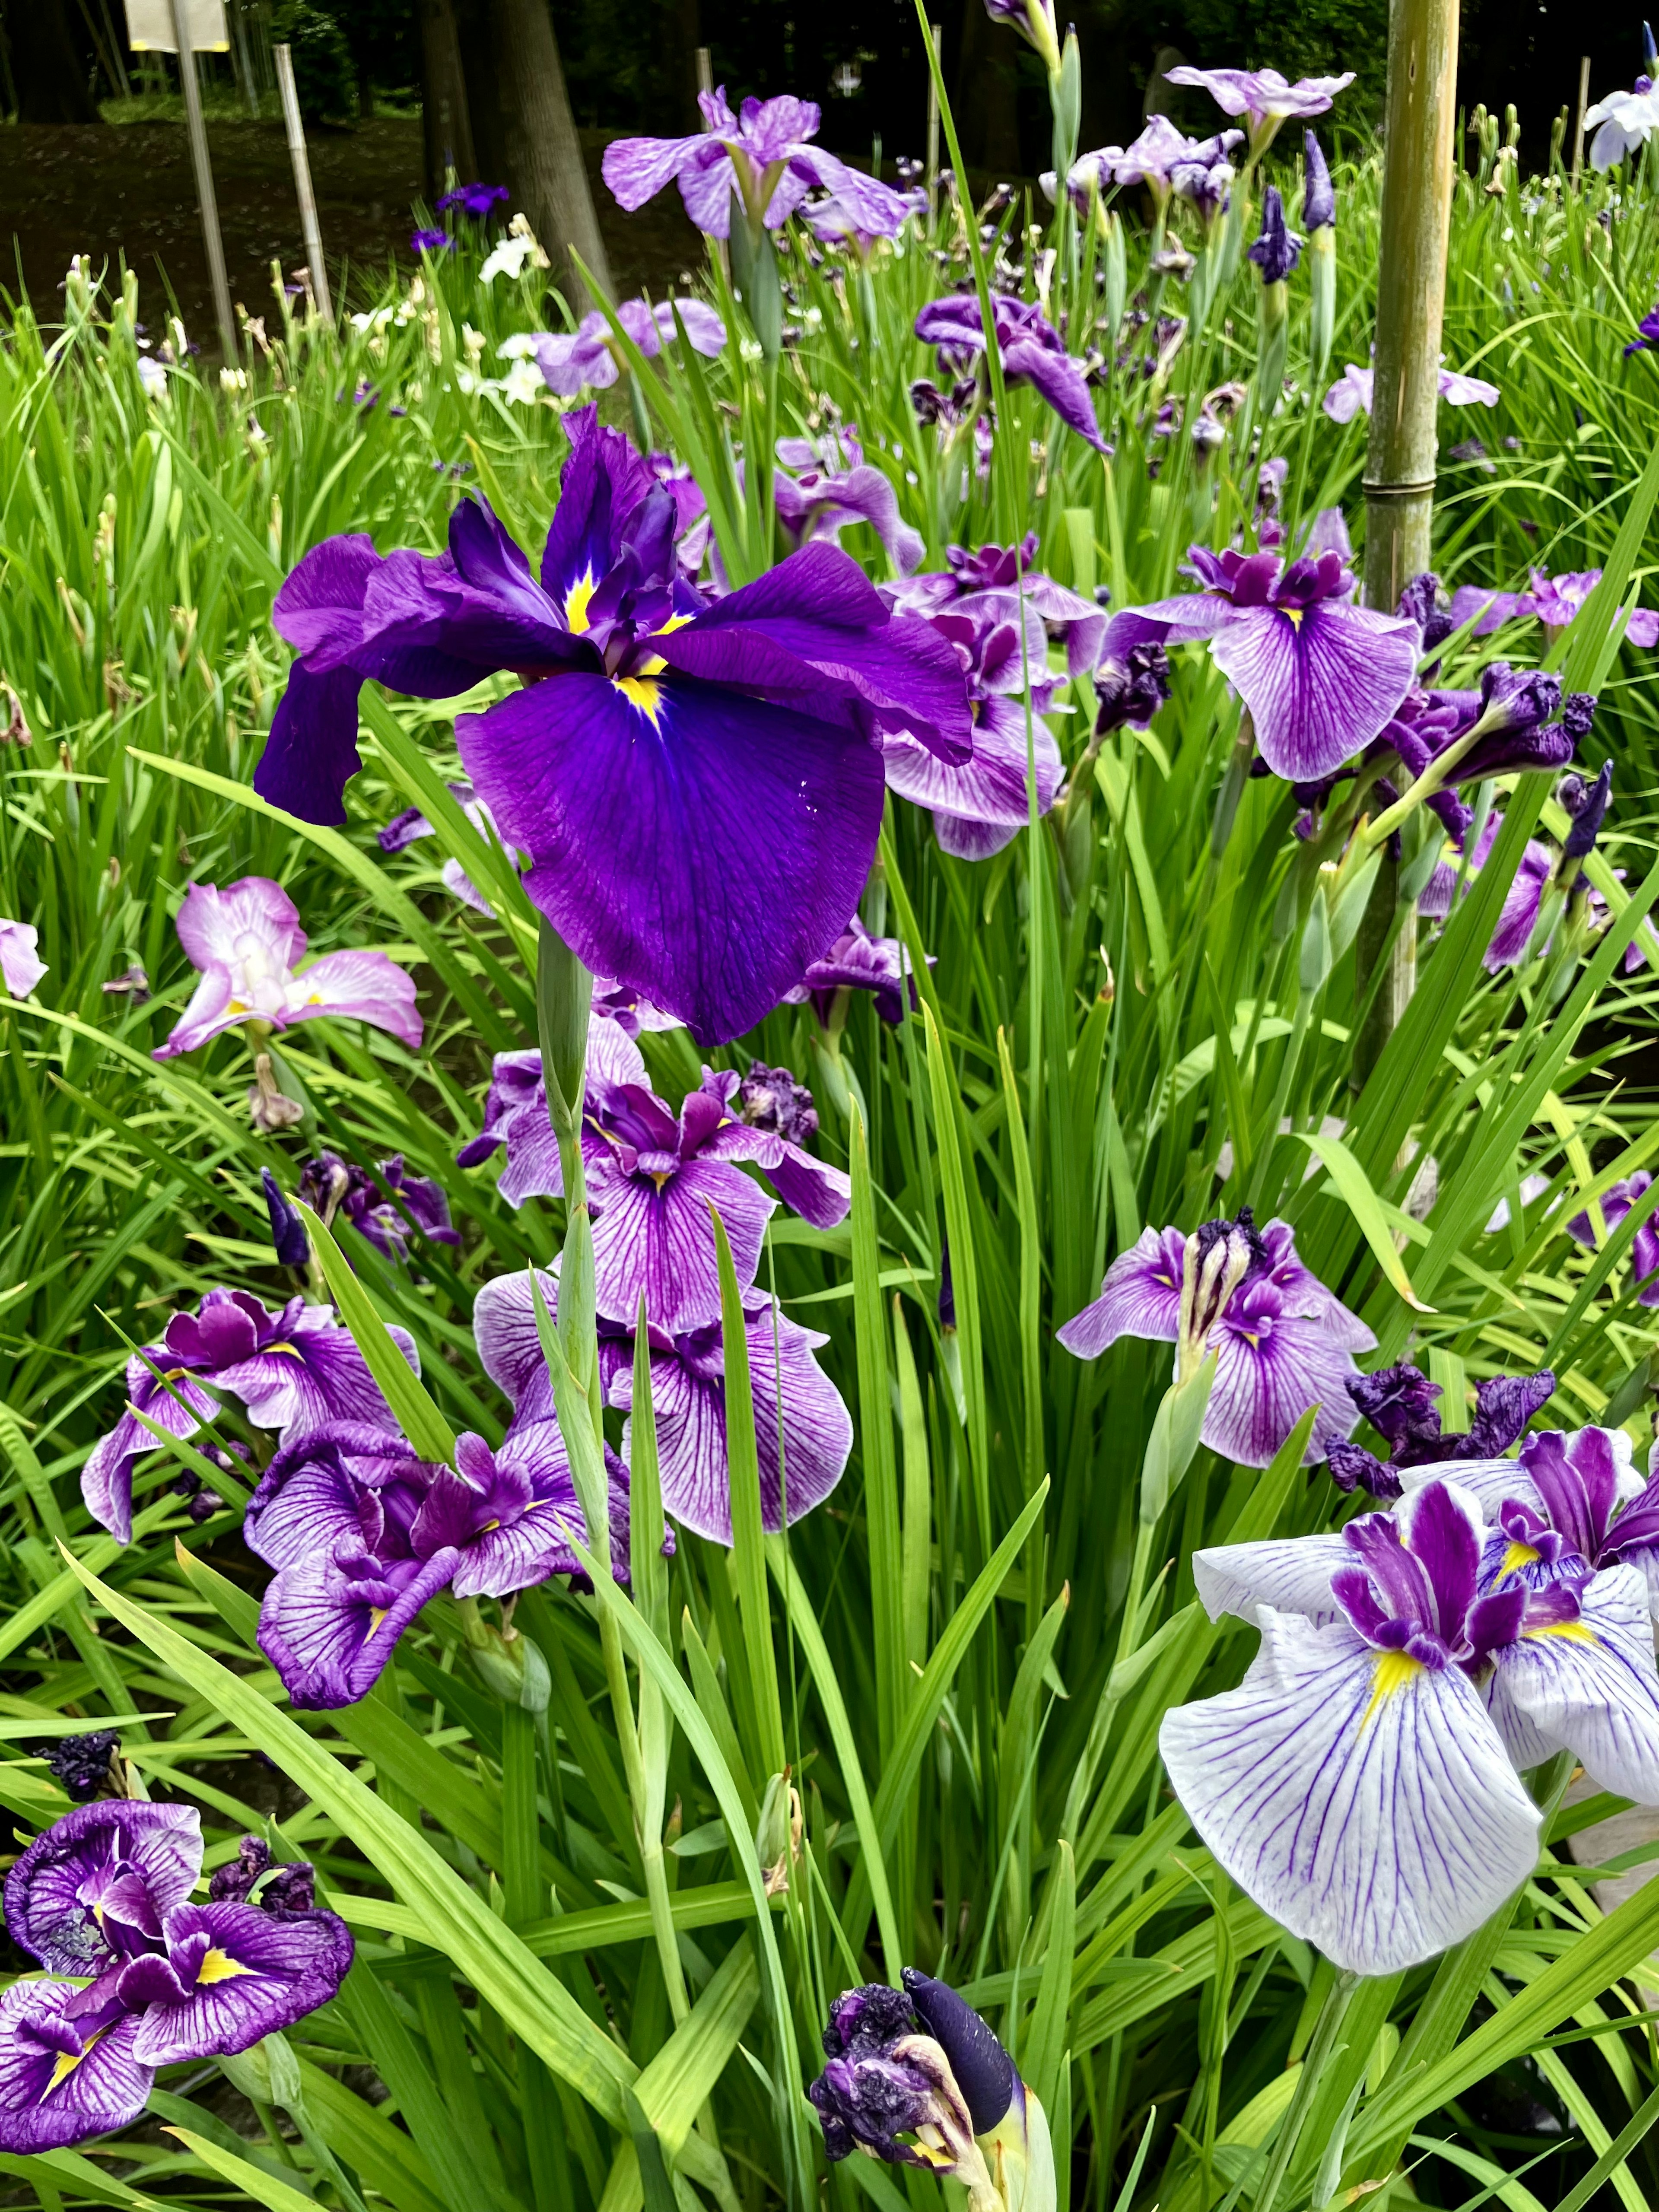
[0,1984,150,2152]
[0,917,47,1000]
[587,1151,776,1332]
[1056,1226,1187,1357]
[175,876,305,973]
[1159,1605,1541,1975]
[1000,337,1111,452]
[218,1310,419,1438]
[785,147,917,238]
[601,127,721,212]
[258,1544,461,1708]
[7,1801,203,1977]
[459,667,887,1045]
[884,692,1063,850]
[1487,1563,1659,1799]
[1205,1301,1361,1466]
[131,1898,353,2064]
[1211,599,1420,781]
[81,1369,222,1543]
[281,948,423,1050]
[1191,1535,1351,1624]
[244,1424,431,1571]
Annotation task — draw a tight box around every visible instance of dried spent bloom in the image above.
[737,1060,820,1146]
[40,1732,119,1803]
[1327,1361,1557,1497]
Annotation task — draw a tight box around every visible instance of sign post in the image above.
[126,0,237,360]
[274,43,332,321]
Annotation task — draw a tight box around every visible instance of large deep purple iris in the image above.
[256,405,971,1043]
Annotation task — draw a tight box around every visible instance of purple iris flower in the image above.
[1416,808,1560,973]
[477,1267,852,1544]
[784,915,931,1027]
[528,298,726,397]
[1054,121,1243,213]
[1448,569,1659,648]
[1303,129,1335,228]
[1626,302,1659,354]
[457,1007,658,1207]
[292,1152,459,1264]
[773,425,924,577]
[1566,1173,1659,1304]
[247,1421,628,1707]
[82,1287,419,1544]
[1102,544,1419,783]
[913,294,1110,453]
[153,878,421,1060]
[435,181,509,219]
[1324,362,1500,423]
[257,407,969,1045]
[0,916,46,999]
[1246,187,1301,283]
[0,1801,350,2151]
[602,89,918,242]
[1560,760,1614,859]
[1328,1360,1557,1497]
[890,536,1106,678]
[1168,1474,1659,1974]
[804,183,928,255]
[1163,65,1356,150]
[1056,1208,1375,1465]
[582,1066,851,1332]
[880,594,1064,859]
[379,780,506,915]
[410,227,453,252]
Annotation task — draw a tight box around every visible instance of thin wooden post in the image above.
[274,42,332,321]
[1573,55,1591,190]
[926,21,941,210]
[171,0,237,361]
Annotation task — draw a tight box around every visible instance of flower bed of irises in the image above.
[8,13,1659,2211]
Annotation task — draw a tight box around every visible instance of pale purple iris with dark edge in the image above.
[457,1004,660,1207]
[1163,64,1356,150]
[772,425,924,578]
[809,1968,1027,2176]
[784,915,931,1028]
[153,877,421,1061]
[1327,1360,1557,1498]
[1565,1172,1659,1304]
[257,404,970,1046]
[1056,1208,1374,1467]
[583,1068,852,1334]
[1448,569,1659,648]
[81,1288,419,1545]
[245,1421,637,1708]
[601,89,919,241]
[0,1801,351,2152]
[1166,1475,1659,1974]
[476,1267,852,1545]
[1100,544,1419,783]
[914,294,1111,454]
[1050,121,1243,216]
[527,298,726,398]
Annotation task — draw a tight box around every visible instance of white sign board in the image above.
[124,0,230,52]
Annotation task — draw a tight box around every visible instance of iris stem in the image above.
[1253,1966,1360,2212]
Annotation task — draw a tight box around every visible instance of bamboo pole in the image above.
[171,0,237,362]
[274,43,332,322]
[926,21,941,210]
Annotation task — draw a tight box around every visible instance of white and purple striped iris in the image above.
[1164,1471,1659,1973]
[914,293,1110,454]
[1056,1208,1374,1466]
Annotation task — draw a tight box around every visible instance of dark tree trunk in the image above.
[451,0,508,186]
[9,0,99,121]
[662,0,702,132]
[419,0,476,196]
[953,0,1019,176]
[483,0,612,297]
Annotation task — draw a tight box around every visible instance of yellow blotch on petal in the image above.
[1525,1619,1597,1643]
[197,1946,255,1985]
[1362,1646,1421,1726]
[566,573,597,632]
[264,1341,305,1360]
[652,612,694,639]
[1282,607,1303,630]
[1500,1540,1541,1576]
[365,1605,390,1639]
[43,2027,108,2097]
[612,674,666,728]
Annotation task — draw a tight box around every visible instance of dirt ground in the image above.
[0,116,702,343]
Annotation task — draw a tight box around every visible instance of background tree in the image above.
[3,0,99,121]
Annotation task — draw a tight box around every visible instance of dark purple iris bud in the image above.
[40,1732,118,1803]
[435,181,509,218]
[1096,643,1171,734]
[807,1974,1017,2182]
[1560,760,1612,860]
[1560,691,1597,740]
[901,1969,1016,2133]
[298,1153,459,1266]
[410,227,453,252]
[736,1060,819,1146]
[1625,302,1659,355]
[1476,661,1560,735]
[1329,1360,1557,1497]
[261,1169,309,1270]
[170,1473,224,1522]
[1246,188,1303,284]
[261,1862,319,1917]
[939,1235,956,1332]
[1303,128,1335,228]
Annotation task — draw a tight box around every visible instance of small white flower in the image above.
[480,235,540,283]
[739,336,764,363]
[220,365,248,393]
[497,332,545,359]
[137,356,168,400]
[501,356,547,405]
[350,306,394,333]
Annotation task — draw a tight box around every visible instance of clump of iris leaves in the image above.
[3,61,1659,2212]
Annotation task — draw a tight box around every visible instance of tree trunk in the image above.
[485,0,611,297]
[10,0,99,121]
[419,0,476,197]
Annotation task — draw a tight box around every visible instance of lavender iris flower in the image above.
[153,878,422,1060]
[1056,1208,1375,1465]
[0,916,46,999]
[1566,1174,1659,1303]
[914,294,1110,453]
[1303,129,1335,228]
[1447,569,1659,648]
[528,298,726,397]
[477,1268,852,1544]
[82,1287,419,1544]
[1328,1360,1557,1497]
[891,535,1106,678]
[1246,187,1302,283]
[457,1008,655,1207]
[262,1169,309,1269]
[1324,362,1500,423]
[804,184,929,256]
[436,181,510,218]
[0,1801,350,2150]
[1101,544,1419,783]
[1626,302,1659,354]
[1163,65,1356,151]
[257,407,970,1045]
[773,425,924,577]
[1583,85,1659,168]
[582,1067,852,1332]
[601,89,918,241]
[785,915,931,1027]
[1166,1475,1659,1972]
[1053,121,1243,213]
[247,1422,629,1707]
[378,781,504,916]
[292,1152,460,1264]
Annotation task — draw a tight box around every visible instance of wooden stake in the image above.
[926,21,942,210]
[274,42,332,321]
[171,0,237,362]
[1573,54,1591,191]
